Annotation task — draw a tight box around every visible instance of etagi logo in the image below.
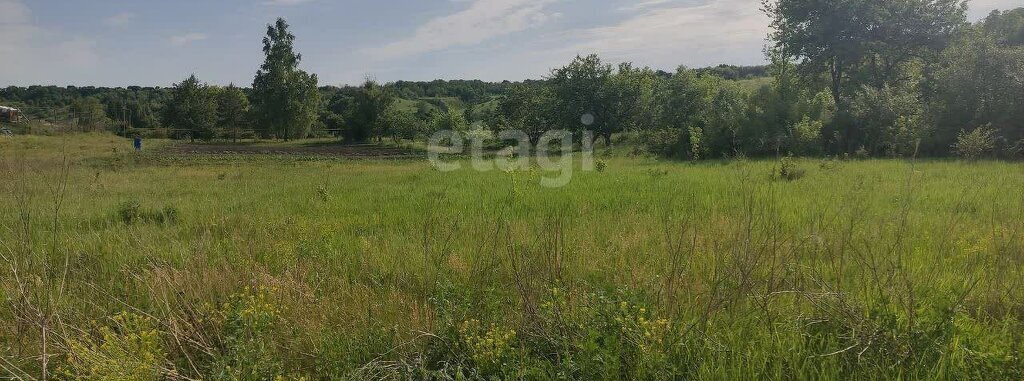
[427,114,598,188]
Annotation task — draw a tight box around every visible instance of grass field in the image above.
[2,133,1024,379]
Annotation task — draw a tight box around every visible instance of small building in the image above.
[0,106,21,123]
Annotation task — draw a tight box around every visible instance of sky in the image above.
[0,0,1019,87]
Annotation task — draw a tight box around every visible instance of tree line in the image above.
[489,4,1024,159]
[2,4,1021,159]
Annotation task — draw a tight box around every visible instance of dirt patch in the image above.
[166,143,420,158]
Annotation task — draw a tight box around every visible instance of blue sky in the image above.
[0,0,1017,87]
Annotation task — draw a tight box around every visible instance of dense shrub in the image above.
[775,155,806,181]
[209,287,288,380]
[789,116,823,156]
[65,313,168,379]
[953,125,999,160]
[638,128,685,158]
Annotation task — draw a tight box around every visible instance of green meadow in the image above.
[2,134,1023,379]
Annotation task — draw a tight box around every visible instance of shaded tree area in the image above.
[694,64,770,80]
[0,86,168,130]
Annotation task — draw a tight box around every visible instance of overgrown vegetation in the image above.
[1,2,1023,380]
[2,134,1023,379]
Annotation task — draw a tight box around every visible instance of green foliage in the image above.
[982,8,1024,46]
[457,319,518,375]
[429,107,468,133]
[252,18,320,141]
[930,23,1024,154]
[775,155,806,181]
[381,107,422,141]
[953,125,999,160]
[704,83,748,154]
[765,0,966,151]
[654,68,717,132]
[71,97,111,131]
[694,64,769,80]
[65,312,168,380]
[789,116,823,156]
[687,126,705,160]
[6,134,1024,379]
[164,74,218,140]
[598,62,658,144]
[850,84,928,156]
[217,84,250,141]
[498,82,555,144]
[117,200,179,225]
[344,80,395,142]
[210,286,287,380]
[638,128,685,158]
[548,54,613,135]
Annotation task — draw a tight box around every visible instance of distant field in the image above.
[2,134,1023,379]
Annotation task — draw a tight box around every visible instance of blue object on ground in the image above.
[133,137,142,151]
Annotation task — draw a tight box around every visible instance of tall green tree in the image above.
[382,108,422,142]
[928,11,1024,155]
[765,0,966,150]
[498,82,555,145]
[654,68,720,142]
[251,18,320,141]
[981,8,1024,46]
[217,84,250,142]
[548,54,613,137]
[164,74,218,141]
[601,63,657,145]
[345,80,395,143]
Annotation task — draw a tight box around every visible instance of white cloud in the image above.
[170,33,208,46]
[967,0,1021,20]
[618,0,675,12]
[565,0,770,69]
[0,0,100,85]
[103,11,136,27]
[364,0,561,60]
[264,0,314,5]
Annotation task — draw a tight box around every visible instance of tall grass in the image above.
[1,133,1023,379]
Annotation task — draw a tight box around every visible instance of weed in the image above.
[118,199,143,224]
[775,155,806,181]
[117,200,180,225]
[64,312,170,379]
[316,184,330,202]
[209,286,287,380]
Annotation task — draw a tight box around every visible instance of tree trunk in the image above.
[830,56,851,152]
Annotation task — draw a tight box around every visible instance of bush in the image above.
[117,200,179,225]
[775,156,806,181]
[953,125,999,160]
[789,116,823,156]
[639,128,685,158]
[687,126,705,160]
[65,312,168,379]
[210,286,288,380]
[118,200,142,224]
[416,285,684,379]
